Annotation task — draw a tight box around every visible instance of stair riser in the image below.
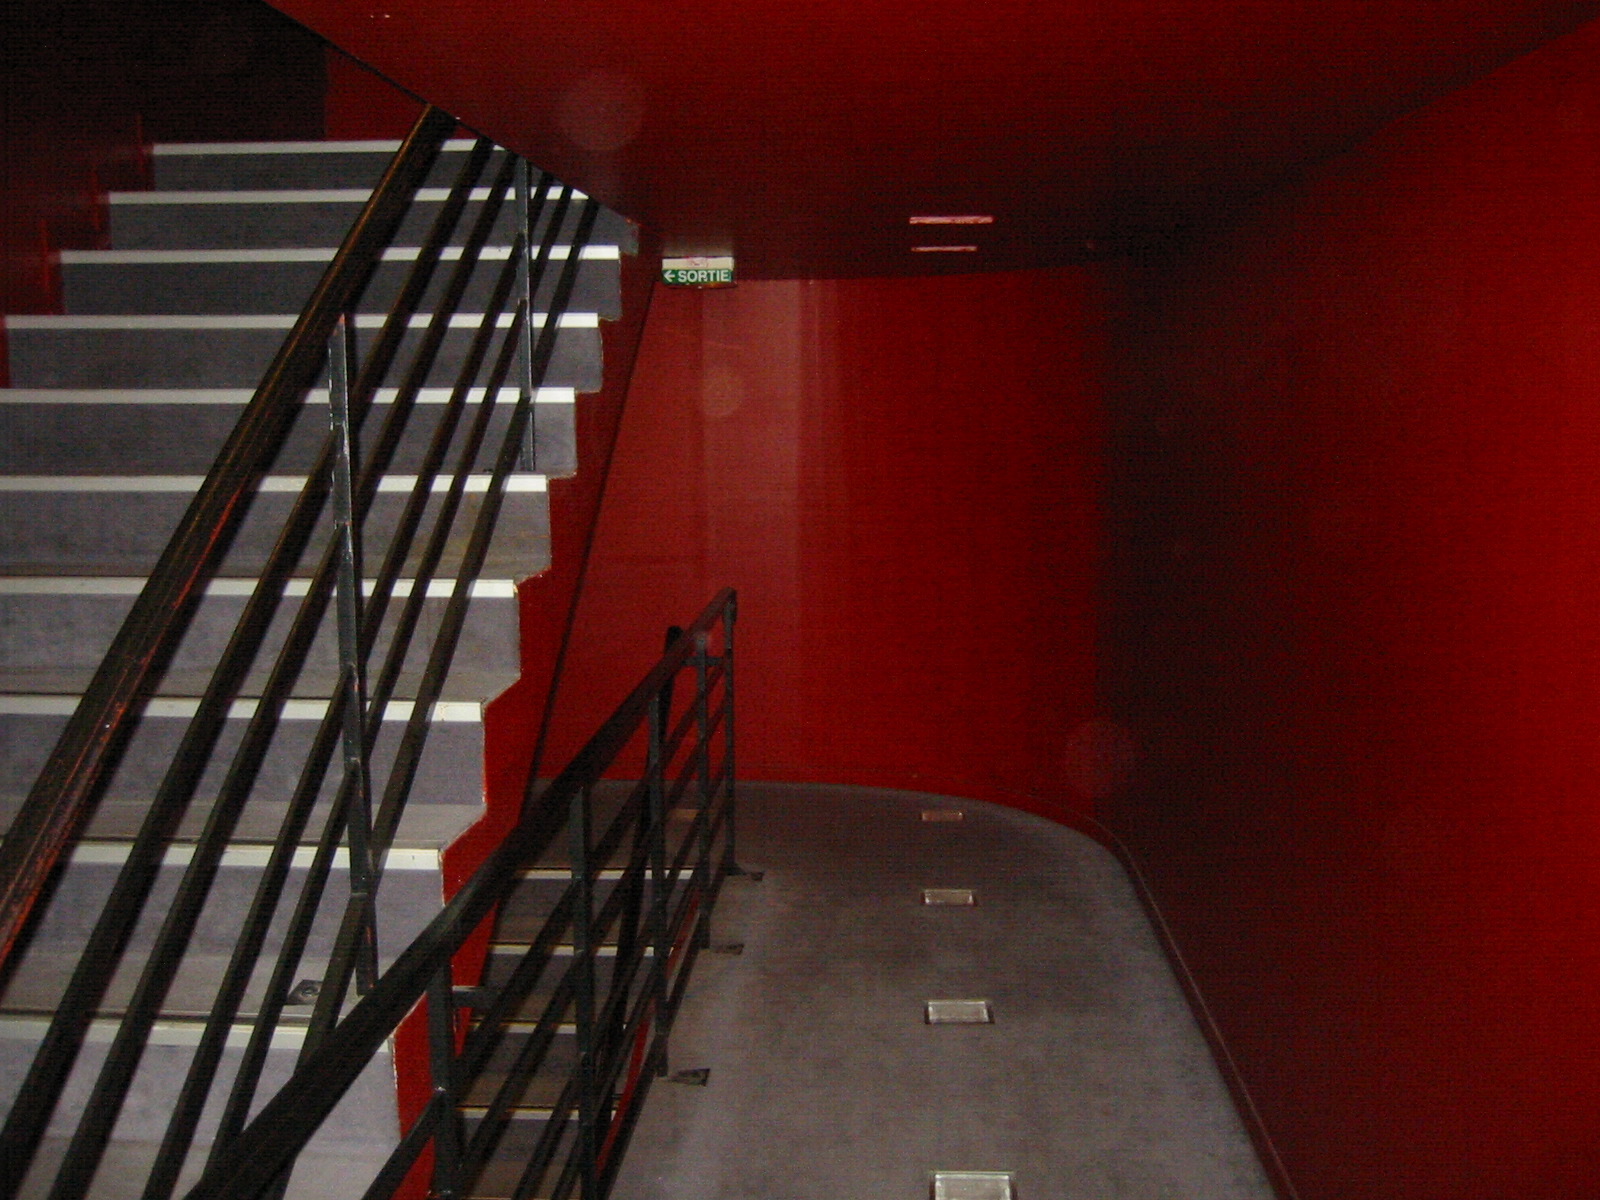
[61,257,621,320]
[0,399,576,479]
[5,856,445,991]
[2,1040,398,1193]
[111,200,635,254]
[4,325,603,393]
[15,1134,398,1200]
[0,489,552,580]
[0,591,520,699]
[152,145,494,192]
[0,712,486,811]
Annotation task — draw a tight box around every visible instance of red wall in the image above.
[531,272,1106,819]
[0,0,324,318]
[1105,18,1600,1199]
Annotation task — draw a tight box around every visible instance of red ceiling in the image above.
[270,0,1598,277]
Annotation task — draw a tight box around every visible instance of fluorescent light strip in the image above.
[0,695,481,721]
[5,312,598,330]
[909,215,994,225]
[0,386,575,405]
[0,474,546,493]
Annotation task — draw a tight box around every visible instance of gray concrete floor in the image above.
[611,783,1274,1200]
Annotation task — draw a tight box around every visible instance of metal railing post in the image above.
[720,595,739,877]
[692,630,714,950]
[645,627,677,1075]
[569,783,601,1200]
[428,963,464,1200]
[515,160,537,469]
[328,313,381,993]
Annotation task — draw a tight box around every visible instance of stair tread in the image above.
[50,798,482,849]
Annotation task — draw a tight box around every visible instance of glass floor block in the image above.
[931,1172,1014,1200]
[925,999,993,1024]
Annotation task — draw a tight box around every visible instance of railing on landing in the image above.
[193,588,740,1200]
[0,105,735,1200]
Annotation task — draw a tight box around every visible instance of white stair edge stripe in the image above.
[0,696,482,721]
[0,474,547,493]
[68,841,439,871]
[151,138,478,155]
[0,1014,315,1050]
[4,312,599,330]
[60,245,620,264]
[516,867,625,881]
[491,944,630,959]
[0,577,517,599]
[110,185,581,204]
[0,386,576,405]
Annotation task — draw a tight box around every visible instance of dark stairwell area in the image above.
[11,3,1600,1200]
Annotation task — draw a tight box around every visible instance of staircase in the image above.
[0,134,639,1199]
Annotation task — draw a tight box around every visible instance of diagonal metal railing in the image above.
[0,105,719,1200]
[187,587,740,1200]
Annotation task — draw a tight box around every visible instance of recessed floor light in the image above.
[932,1172,1015,1200]
[909,215,995,225]
[921,809,964,822]
[925,999,993,1024]
[911,245,978,252]
[922,888,976,906]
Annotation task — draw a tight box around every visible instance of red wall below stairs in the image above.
[529,271,1106,821]
[1103,17,1600,1199]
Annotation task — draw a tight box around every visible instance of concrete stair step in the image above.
[109,188,635,254]
[0,387,575,475]
[0,576,522,704]
[0,476,553,579]
[149,138,488,191]
[0,803,473,1017]
[0,695,489,812]
[1,314,603,396]
[13,1129,396,1200]
[460,1118,578,1200]
[59,246,621,319]
[2,1032,399,1200]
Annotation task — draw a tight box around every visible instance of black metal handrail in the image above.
[186,587,740,1200]
[0,105,634,1200]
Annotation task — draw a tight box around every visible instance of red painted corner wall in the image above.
[1104,18,1600,1199]
[533,271,1106,821]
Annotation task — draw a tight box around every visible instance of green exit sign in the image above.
[662,256,735,287]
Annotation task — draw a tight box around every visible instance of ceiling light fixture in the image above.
[909,215,994,225]
[911,245,979,252]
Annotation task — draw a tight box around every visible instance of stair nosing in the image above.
[0,576,517,598]
[0,473,547,493]
[111,184,587,204]
[60,245,620,264]
[0,695,484,722]
[149,138,481,155]
[0,1012,319,1049]
[0,386,577,404]
[4,312,600,330]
